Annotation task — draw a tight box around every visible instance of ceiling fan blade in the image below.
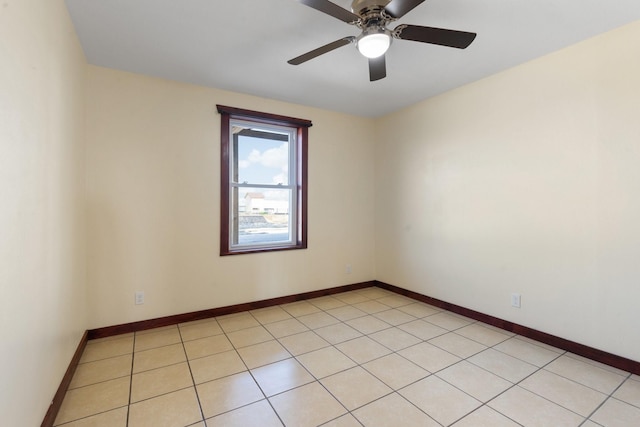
[384,0,426,19]
[288,37,355,65]
[394,24,476,49]
[298,0,360,24]
[369,55,386,81]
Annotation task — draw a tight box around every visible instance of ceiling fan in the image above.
[288,0,476,81]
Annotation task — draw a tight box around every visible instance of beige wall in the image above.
[85,66,376,328]
[375,21,640,361]
[0,0,87,424]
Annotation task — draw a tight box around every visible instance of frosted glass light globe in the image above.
[357,33,391,58]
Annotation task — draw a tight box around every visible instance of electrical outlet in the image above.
[511,293,521,308]
[345,264,352,274]
[135,291,145,305]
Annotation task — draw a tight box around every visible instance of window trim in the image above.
[217,105,311,256]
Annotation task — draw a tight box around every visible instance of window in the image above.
[217,105,311,255]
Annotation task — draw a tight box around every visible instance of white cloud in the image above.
[240,143,289,183]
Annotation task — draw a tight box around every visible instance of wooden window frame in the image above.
[217,105,311,256]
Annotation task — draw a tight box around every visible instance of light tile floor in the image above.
[54,287,640,426]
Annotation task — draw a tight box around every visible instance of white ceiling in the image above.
[64,0,640,117]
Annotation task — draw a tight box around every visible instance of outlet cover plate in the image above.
[135,291,145,305]
[511,293,521,308]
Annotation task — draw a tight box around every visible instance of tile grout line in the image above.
[241,309,289,427]
[177,323,208,426]
[125,332,136,427]
[579,371,632,426]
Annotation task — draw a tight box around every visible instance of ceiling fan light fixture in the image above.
[357,31,391,58]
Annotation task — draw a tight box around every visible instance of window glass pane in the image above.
[232,187,292,247]
[232,128,291,186]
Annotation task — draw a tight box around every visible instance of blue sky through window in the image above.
[236,135,290,186]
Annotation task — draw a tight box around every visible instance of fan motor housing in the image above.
[351,0,390,16]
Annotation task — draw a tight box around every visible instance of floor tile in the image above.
[333,291,370,305]
[134,327,182,352]
[206,399,283,427]
[269,382,347,427]
[128,387,202,427]
[297,311,340,329]
[85,333,134,344]
[314,322,362,344]
[363,353,429,390]
[280,301,321,317]
[251,358,315,396]
[307,295,347,310]
[278,331,330,356]
[373,309,416,326]
[516,335,564,353]
[320,413,362,426]
[454,323,512,347]
[565,352,630,376]
[613,376,640,407]
[80,336,134,363]
[353,392,440,427]
[136,325,177,336]
[590,397,640,427]
[227,325,273,348]
[398,319,448,340]
[451,405,520,427]
[437,360,511,402]
[130,362,193,403]
[357,287,393,299]
[183,334,233,360]
[69,354,132,389]
[494,337,562,367]
[321,366,392,410]
[468,348,538,383]
[369,327,421,351]
[376,295,414,308]
[336,336,391,364]
[326,305,367,321]
[545,354,627,394]
[429,332,487,358]
[352,300,392,314]
[263,318,309,338]
[178,318,223,341]
[250,306,292,324]
[196,371,264,418]
[396,302,441,318]
[296,346,357,379]
[189,350,246,384]
[519,369,607,416]
[423,312,473,330]
[488,386,584,427]
[236,339,291,369]
[55,377,130,425]
[55,406,128,427]
[398,342,460,373]
[479,323,516,336]
[217,312,260,333]
[132,343,186,373]
[399,375,481,426]
[346,315,391,335]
